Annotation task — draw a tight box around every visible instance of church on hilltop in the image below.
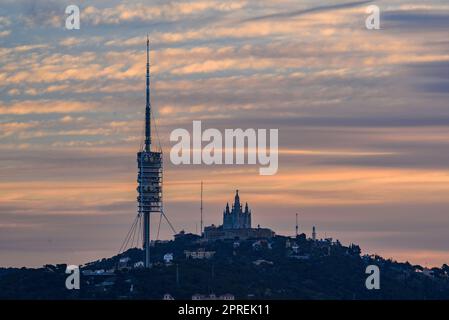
[223,190,251,229]
[204,190,274,241]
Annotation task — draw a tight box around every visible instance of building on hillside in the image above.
[253,259,274,266]
[174,230,201,242]
[163,253,174,264]
[163,293,175,300]
[223,190,251,229]
[203,190,275,241]
[184,248,215,259]
[192,293,235,300]
[118,257,131,270]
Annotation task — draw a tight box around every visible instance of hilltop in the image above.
[1,233,449,300]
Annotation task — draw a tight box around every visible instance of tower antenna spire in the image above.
[200,181,203,235]
[145,34,151,152]
[295,213,299,237]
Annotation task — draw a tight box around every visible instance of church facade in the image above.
[204,190,274,241]
[223,190,251,229]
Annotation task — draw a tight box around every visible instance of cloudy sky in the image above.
[1,0,449,267]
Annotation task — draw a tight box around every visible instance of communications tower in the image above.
[137,36,163,268]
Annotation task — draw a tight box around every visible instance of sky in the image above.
[0,0,449,268]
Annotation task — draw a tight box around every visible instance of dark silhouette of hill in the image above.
[1,234,449,299]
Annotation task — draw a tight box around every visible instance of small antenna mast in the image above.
[200,181,203,236]
[295,213,299,237]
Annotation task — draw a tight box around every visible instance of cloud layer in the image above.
[1,0,449,267]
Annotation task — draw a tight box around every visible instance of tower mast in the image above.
[143,35,151,268]
[145,34,151,152]
[295,213,298,237]
[137,36,163,268]
[200,181,203,236]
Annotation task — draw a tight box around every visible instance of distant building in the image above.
[174,230,201,242]
[221,293,235,300]
[184,248,215,259]
[96,278,116,289]
[203,190,275,241]
[204,224,274,241]
[253,259,274,266]
[118,257,131,270]
[422,268,435,277]
[289,254,310,260]
[192,293,234,300]
[223,190,251,229]
[291,243,299,253]
[163,293,175,300]
[252,239,272,251]
[82,269,115,276]
[163,253,174,264]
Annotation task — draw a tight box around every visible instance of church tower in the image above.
[223,190,251,229]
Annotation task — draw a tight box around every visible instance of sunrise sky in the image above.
[1,0,449,267]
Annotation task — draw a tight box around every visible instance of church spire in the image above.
[144,35,151,152]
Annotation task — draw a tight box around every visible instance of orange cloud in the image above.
[0,100,96,115]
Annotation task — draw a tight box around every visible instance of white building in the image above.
[164,253,174,264]
[291,243,299,253]
[118,257,131,270]
[163,293,175,300]
[192,293,234,300]
[253,259,274,266]
[184,249,215,259]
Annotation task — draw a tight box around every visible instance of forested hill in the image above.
[1,234,449,299]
